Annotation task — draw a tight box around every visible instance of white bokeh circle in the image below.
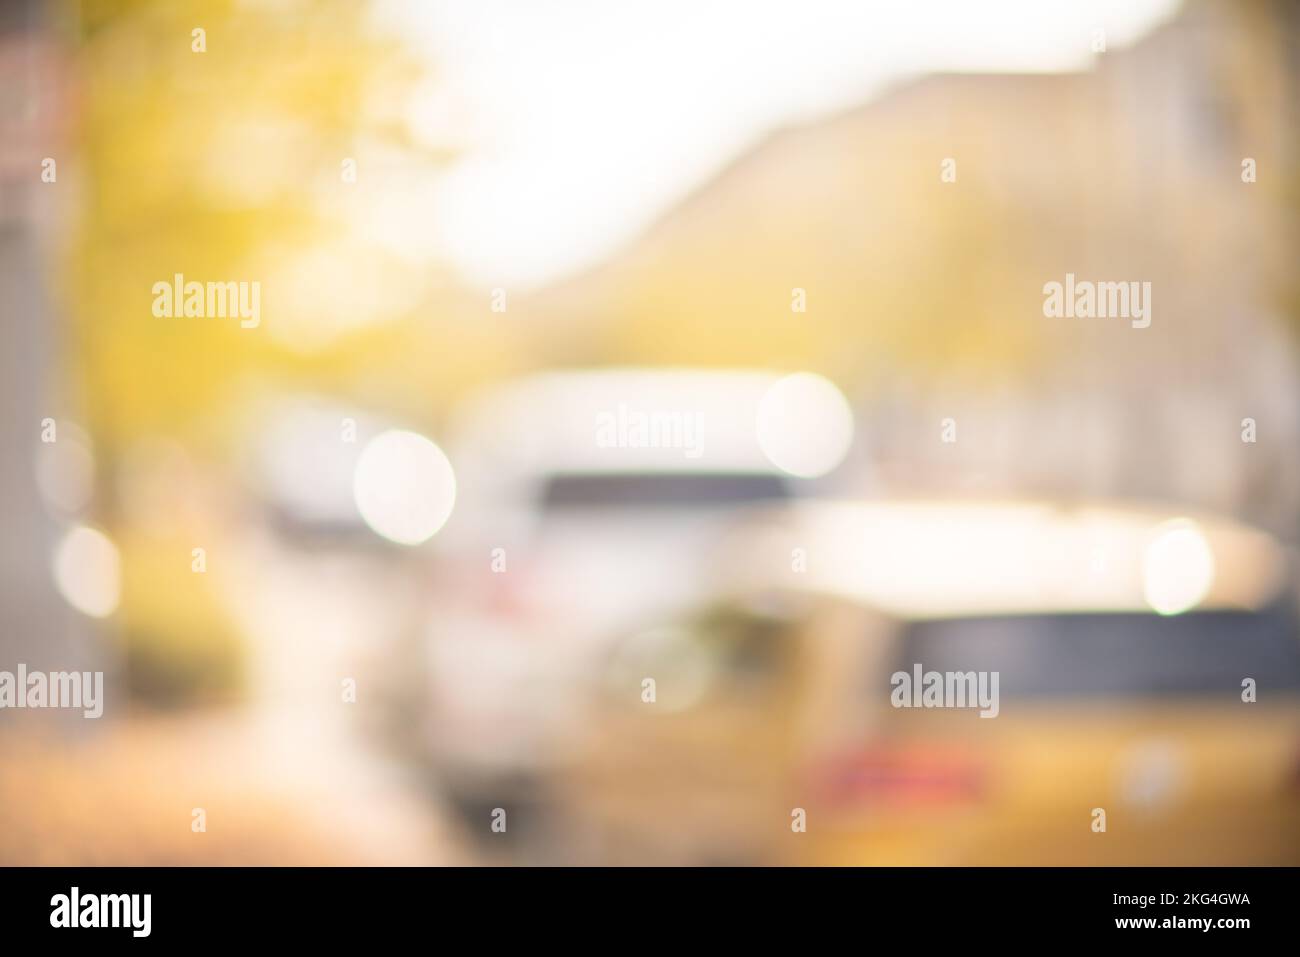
[755,372,854,478]
[353,429,457,545]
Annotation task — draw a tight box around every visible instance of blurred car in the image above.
[418,368,850,830]
[557,499,1300,864]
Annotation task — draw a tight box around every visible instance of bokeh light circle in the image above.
[353,429,457,545]
[53,525,121,618]
[1143,520,1215,616]
[755,372,855,478]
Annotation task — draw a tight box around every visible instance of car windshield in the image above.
[541,472,790,509]
[898,605,1300,697]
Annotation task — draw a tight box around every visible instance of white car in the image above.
[420,368,853,833]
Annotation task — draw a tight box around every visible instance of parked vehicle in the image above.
[419,368,850,836]
[559,500,1300,864]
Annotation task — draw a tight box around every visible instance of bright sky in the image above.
[384,0,1181,288]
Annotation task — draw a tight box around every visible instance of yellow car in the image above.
[559,500,1300,865]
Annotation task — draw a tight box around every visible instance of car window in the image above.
[607,603,802,708]
[541,472,790,509]
[897,604,1300,698]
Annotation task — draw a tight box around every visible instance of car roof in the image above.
[720,498,1289,619]
[448,368,794,478]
